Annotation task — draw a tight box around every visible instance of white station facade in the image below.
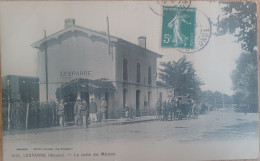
[32,18,171,119]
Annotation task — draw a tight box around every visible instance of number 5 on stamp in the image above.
[161,6,196,49]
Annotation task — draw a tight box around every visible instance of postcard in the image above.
[0,1,258,161]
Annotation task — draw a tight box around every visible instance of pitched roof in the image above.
[31,22,162,58]
[31,25,118,49]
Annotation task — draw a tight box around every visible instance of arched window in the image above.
[148,66,152,85]
[123,59,128,81]
[137,63,141,83]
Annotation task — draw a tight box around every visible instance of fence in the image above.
[3,101,58,131]
[3,101,158,131]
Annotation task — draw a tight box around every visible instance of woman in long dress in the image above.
[167,13,191,45]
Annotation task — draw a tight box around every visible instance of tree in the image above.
[215,2,257,52]
[216,2,258,112]
[159,56,203,100]
[231,51,258,111]
[202,90,233,108]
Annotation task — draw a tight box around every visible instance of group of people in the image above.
[124,103,135,120]
[56,97,108,127]
[155,95,200,121]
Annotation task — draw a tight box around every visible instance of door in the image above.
[81,91,89,105]
[64,93,76,123]
[136,90,140,117]
[105,92,109,119]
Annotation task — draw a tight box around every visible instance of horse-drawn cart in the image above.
[163,95,198,120]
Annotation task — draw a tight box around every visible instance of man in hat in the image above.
[100,97,108,121]
[89,97,97,123]
[57,99,65,126]
[81,99,89,127]
[156,98,162,120]
[74,98,82,125]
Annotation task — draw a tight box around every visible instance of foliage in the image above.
[202,90,233,108]
[216,2,258,111]
[215,2,257,52]
[231,51,258,110]
[159,56,203,100]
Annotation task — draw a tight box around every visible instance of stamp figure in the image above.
[162,6,196,49]
[168,13,190,45]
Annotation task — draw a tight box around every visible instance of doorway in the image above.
[136,90,141,117]
[105,92,109,119]
[81,91,89,105]
[148,91,152,108]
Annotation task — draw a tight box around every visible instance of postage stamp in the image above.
[161,6,196,49]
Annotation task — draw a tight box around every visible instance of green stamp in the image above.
[161,6,196,49]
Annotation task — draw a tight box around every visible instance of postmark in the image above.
[161,6,196,49]
[177,9,211,53]
[148,0,191,17]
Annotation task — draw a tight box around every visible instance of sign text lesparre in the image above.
[60,71,91,77]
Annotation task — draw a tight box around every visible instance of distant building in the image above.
[2,75,39,103]
[32,18,171,119]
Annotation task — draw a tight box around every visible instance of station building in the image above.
[32,18,171,120]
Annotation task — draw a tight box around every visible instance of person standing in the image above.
[74,98,82,125]
[57,99,65,126]
[156,99,162,120]
[100,97,108,121]
[125,103,130,120]
[81,99,89,127]
[89,98,97,123]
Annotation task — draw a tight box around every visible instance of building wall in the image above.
[37,34,116,102]
[2,75,39,102]
[109,42,164,118]
[112,82,170,118]
[116,44,158,86]
[156,86,171,104]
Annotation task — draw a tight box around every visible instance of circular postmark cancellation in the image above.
[148,0,192,17]
[177,10,211,53]
[160,6,211,53]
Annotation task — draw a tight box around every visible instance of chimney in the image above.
[138,36,146,48]
[64,18,75,28]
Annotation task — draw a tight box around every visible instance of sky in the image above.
[0,1,243,95]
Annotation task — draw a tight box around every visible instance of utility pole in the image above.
[25,93,29,130]
[44,30,49,102]
[7,79,10,131]
[106,16,112,60]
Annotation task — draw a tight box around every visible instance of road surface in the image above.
[3,108,259,161]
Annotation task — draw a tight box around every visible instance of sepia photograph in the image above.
[0,1,258,161]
